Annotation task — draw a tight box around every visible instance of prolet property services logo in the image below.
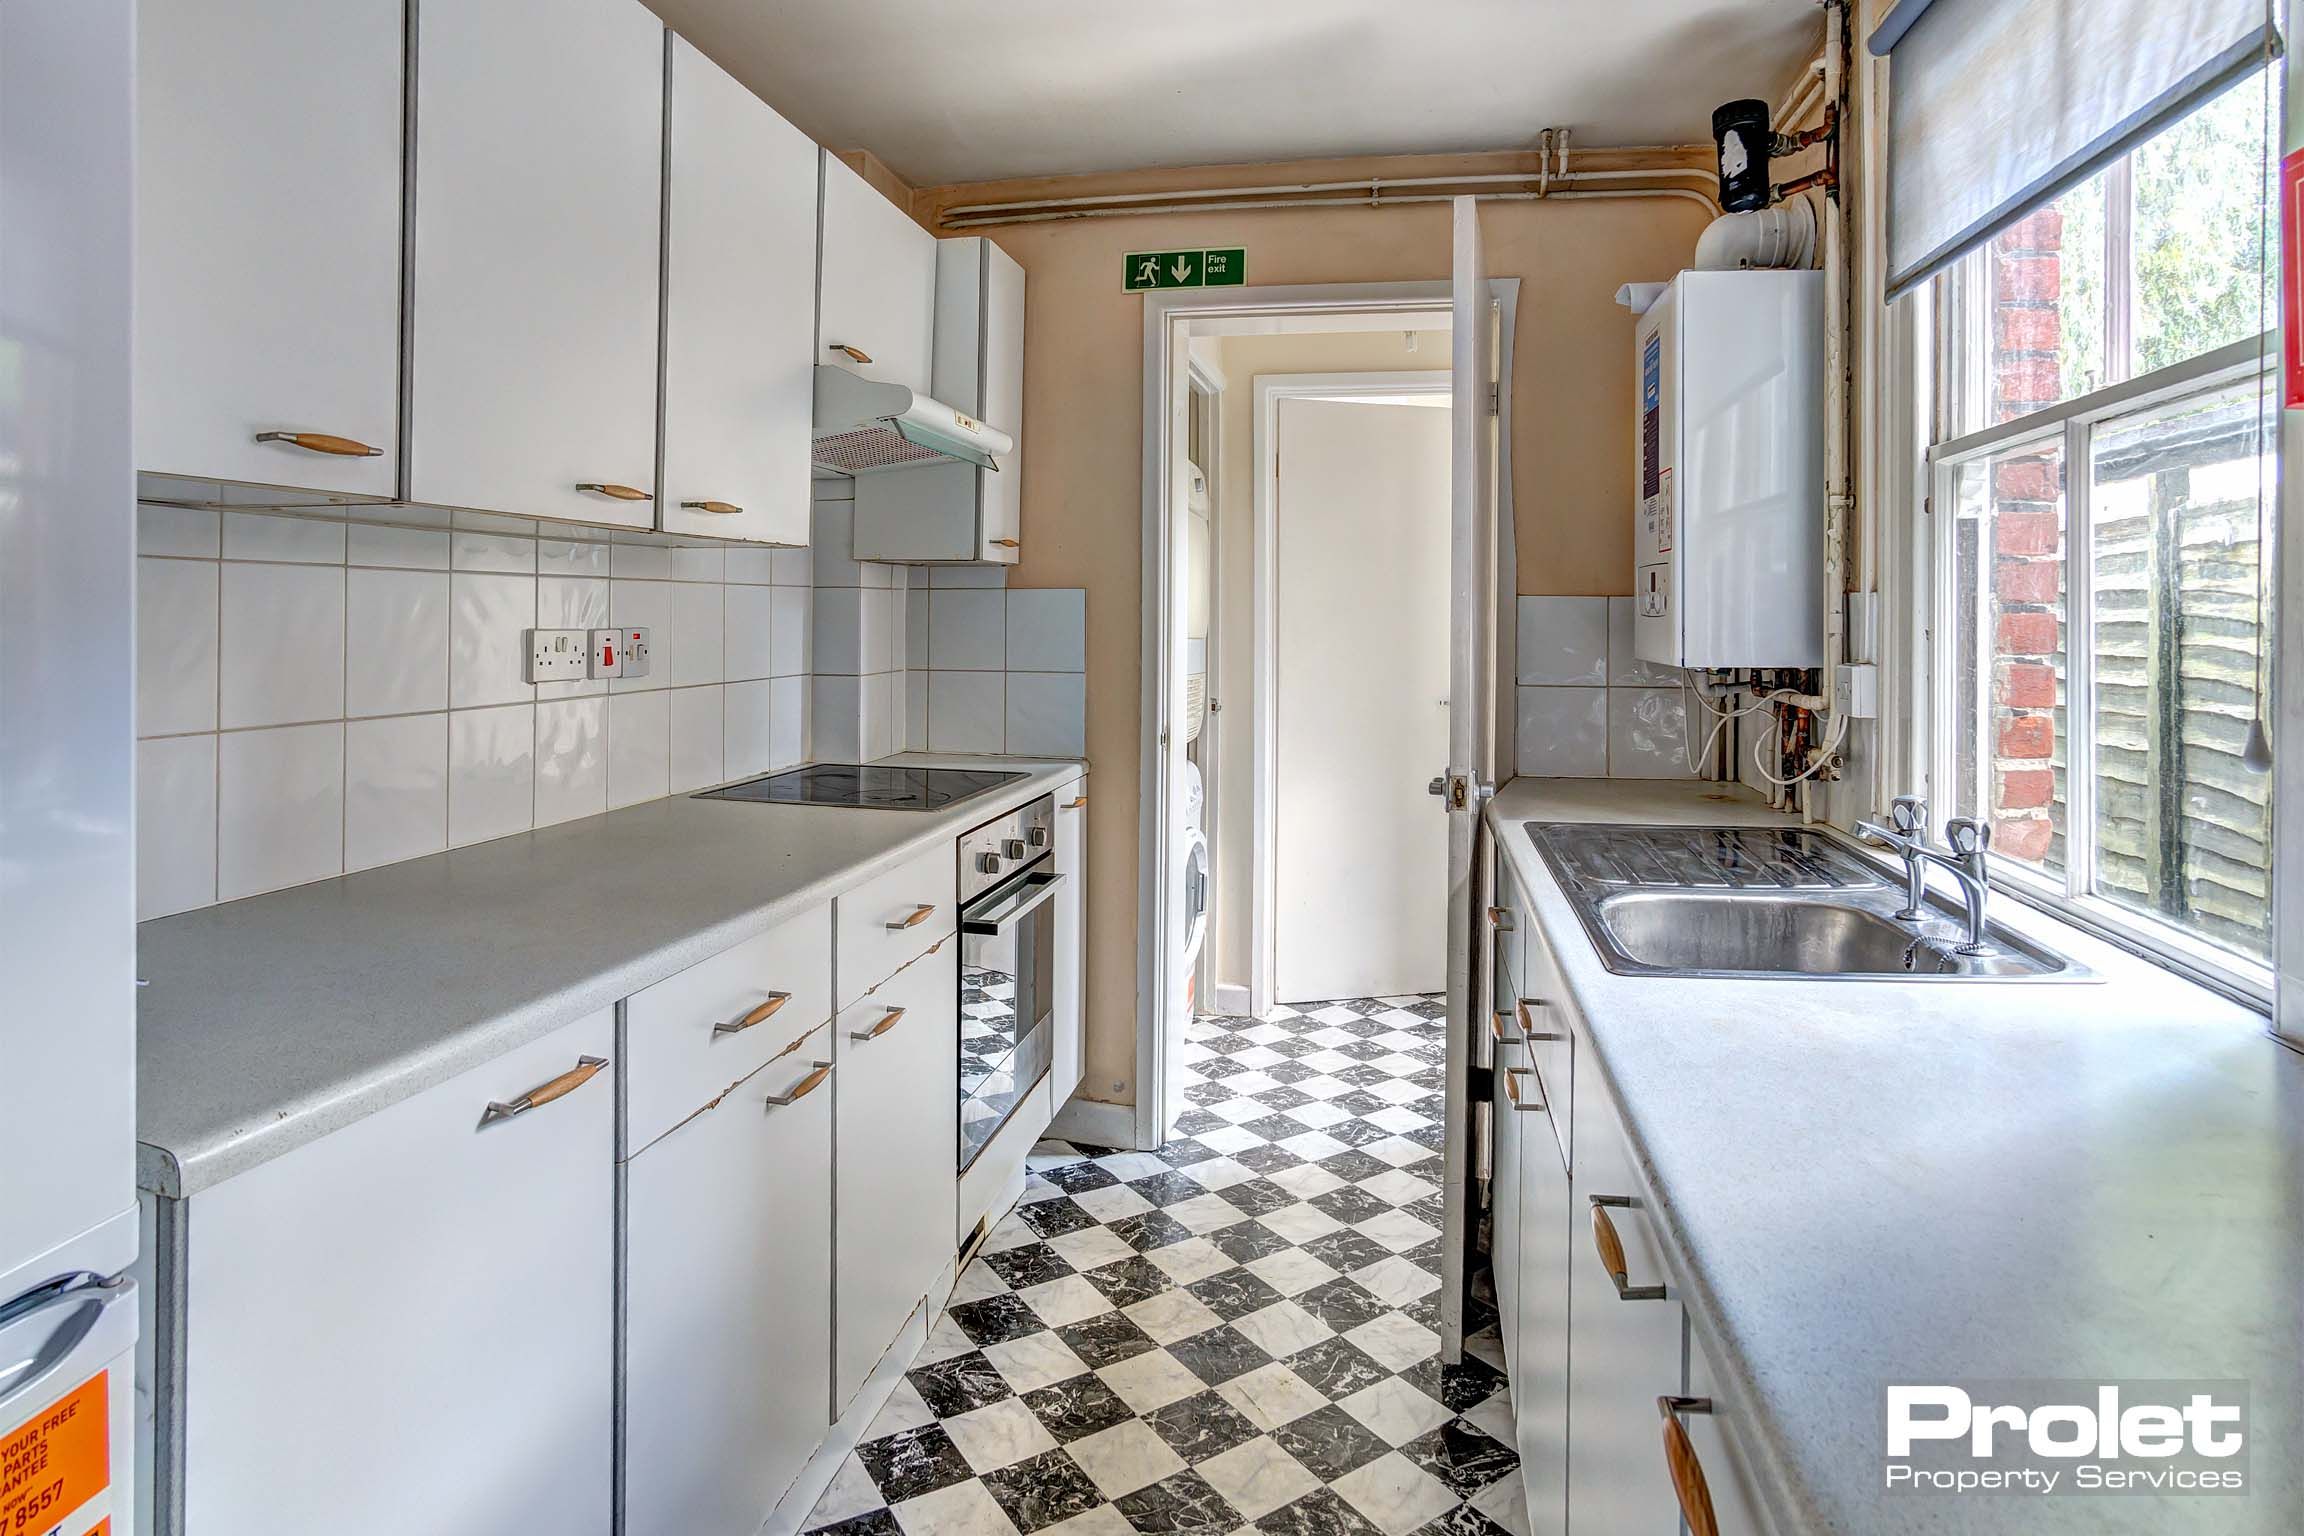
[1883,1379,2249,1497]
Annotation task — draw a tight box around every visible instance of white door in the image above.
[1438,196,1500,1363]
[625,1037,834,1536]
[136,0,402,498]
[660,35,817,545]
[816,152,936,394]
[408,0,663,527]
[1272,396,1452,1003]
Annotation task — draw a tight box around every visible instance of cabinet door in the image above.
[136,0,401,499]
[817,151,934,394]
[1051,781,1087,1104]
[409,0,662,527]
[1514,1069,1571,1536]
[1566,1066,1685,1536]
[625,1033,835,1536]
[976,240,1026,560]
[181,1010,615,1535]
[1490,1068,1522,1366]
[659,36,816,545]
[834,941,959,1412]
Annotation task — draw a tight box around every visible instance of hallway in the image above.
[804,997,1520,1536]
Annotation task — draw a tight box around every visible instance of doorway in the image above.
[1256,376,1454,1008]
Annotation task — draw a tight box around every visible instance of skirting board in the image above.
[1046,1094,1138,1151]
[1210,983,1251,1017]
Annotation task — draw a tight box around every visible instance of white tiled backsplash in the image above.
[807,495,911,762]
[1514,595,1696,778]
[136,505,814,919]
[907,574,1087,757]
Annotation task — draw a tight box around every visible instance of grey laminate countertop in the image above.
[1489,778,2302,1534]
[136,755,1085,1198]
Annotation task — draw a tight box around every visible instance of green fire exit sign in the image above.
[1124,248,1246,291]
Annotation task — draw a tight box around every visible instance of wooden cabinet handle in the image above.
[1501,1068,1544,1112]
[989,538,1021,548]
[766,1061,832,1107]
[886,903,936,931]
[1515,997,1564,1042]
[1590,1195,1667,1300]
[575,482,651,501]
[254,430,382,458]
[1658,1397,1720,1536]
[714,991,792,1036]
[851,1006,906,1042]
[1489,1010,1523,1046]
[680,500,742,515]
[481,1055,608,1123]
[1485,905,1514,932]
[827,343,873,364]
[1064,796,1087,810]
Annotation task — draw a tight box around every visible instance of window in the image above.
[1930,69,2278,994]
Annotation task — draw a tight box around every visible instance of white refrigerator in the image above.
[0,2,142,1533]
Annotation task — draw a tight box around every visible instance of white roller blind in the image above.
[1878,0,2279,301]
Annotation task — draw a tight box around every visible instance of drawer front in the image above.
[834,941,960,1411]
[1517,933,1574,1172]
[625,903,832,1152]
[837,842,957,1007]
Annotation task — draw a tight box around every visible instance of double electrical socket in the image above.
[525,627,651,684]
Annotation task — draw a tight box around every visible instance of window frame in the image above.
[1924,330,2276,1005]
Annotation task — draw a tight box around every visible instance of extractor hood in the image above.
[812,367,1015,475]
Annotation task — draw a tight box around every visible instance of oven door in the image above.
[958,866,1064,1171]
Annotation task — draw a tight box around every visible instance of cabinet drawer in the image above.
[1516,934,1574,1171]
[625,903,832,1151]
[836,843,956,1007]
[834,941,959,1412]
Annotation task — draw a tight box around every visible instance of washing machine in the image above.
[1177,760,1211,1012]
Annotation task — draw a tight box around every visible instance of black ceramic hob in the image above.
[692,763,1026,812]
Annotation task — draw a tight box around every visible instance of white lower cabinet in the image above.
[1512,1054,1570,1536]
[834,940,959,1413]
[1490,1061,1523,1367]
[1680,1331,1774,1536]
[168,1009,616,1536]
[624,1031,835,1536]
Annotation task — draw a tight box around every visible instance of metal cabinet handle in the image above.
[254,430,382,458]
[1501,1068,1545,1112]
[766,1060,833,1106]
[1590,1194,1668,1300]
[1516,997,1565,1042]
[828,343,873,364]
[714,992,792,1036]
[1658,1397,1720,1536]
[1486,906,1514,932]
[851,1006,906,1042]
[1489,1010,1524,1046]
[575,482,652,501]
[886,903,937,931]
[680,500,743,515]
[482,1055,608,1123]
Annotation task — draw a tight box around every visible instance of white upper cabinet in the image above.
[849,236,1027,564]
[408,0,664,528]
[659,36,818,545]
[816,151,935,394]
[136,0,404,502]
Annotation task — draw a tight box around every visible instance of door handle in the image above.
[851,1006,906,1042]
[253,430,382,458]
[961,871,1065,935]
[680,500,743,515]
[766,1061,833,1107]
[1515,998,1565,1042]
[1501,1068,1545,1112]
[827,343,873,364]
[574,482,651,501]
[715,992,792,1036]
[1659,1397,1721,1536]
[482,1056,608,1123]
[1589,1194,1668,1300]
[886,903,937,931]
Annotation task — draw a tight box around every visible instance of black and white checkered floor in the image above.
[803,996,1523,1536]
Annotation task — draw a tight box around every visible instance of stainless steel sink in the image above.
[1527,823,2089,982]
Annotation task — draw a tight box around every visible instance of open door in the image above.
[1436,196,1499,1364]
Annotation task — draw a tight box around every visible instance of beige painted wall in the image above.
[1203,331,1451,999]
[975,195,1708,1105]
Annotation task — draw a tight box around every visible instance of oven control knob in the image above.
[977,852,1002,875]
[1002,838,1028,859]
[1027,827,1050,848]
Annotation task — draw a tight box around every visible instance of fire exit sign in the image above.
[1123,248,1246,291]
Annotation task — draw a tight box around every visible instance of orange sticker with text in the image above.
[0,1370,108,1536]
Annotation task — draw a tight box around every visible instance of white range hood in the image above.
[811,366,1014,474]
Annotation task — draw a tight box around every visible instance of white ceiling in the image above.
[644,0,1826,187]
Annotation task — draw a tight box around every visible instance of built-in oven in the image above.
[957,795,1062,1172]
